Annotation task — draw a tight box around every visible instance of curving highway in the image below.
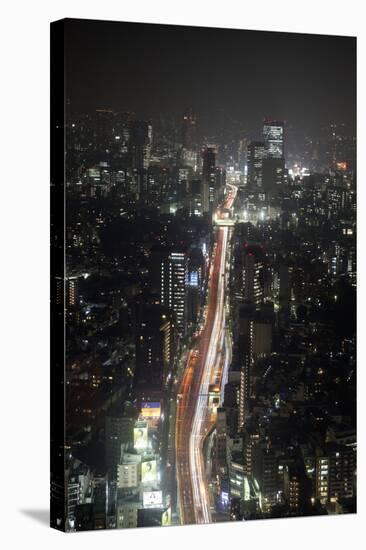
[175,184,237,524]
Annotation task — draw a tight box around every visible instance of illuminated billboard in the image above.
[208,384,220,410]
[188,271,198,287]
[143,490,163,508]
[141,459,157,483]
[161,507,171,526]
[134,423,148,450]
[140,402,161,420]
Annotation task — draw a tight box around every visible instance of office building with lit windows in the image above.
[202,146,217,213]
[262,120,285,194]
[159,250,188,337]
[263,120,284,158]
[247,141,265,188]
[133,303,175,401]
[241,246,264,309]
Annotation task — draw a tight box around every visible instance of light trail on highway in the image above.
[175,184,237,525]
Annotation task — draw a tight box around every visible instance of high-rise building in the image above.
[66,276,79,307]
[326,186,348,218]
[105,404,136,474]
[283,464,311,514]
[262,158,285,195]
[241,245,264,309]
[279,263,292,310]
[216,408,228,478]
[315,443,356,505]
[237,301,255,428]
[252,446,278,510]
[181,112,197,150]
[129,120,153,171]
[94,482,107,529]
[253,321,272,357]
[247,141,265,188]
[242,426,260,476]
[262,120,285,194]
[134,303,175,400]
[56,275,79,312]
[202,146,217,213]
[327,122,355,171]
[229,458,261,516]
[188,179,203,216]
[128,121,153,197]
[215,166,226,199]
[159,250,188,336]
[176,167,191,200]
[94,108,115,151]
[238,137,249,173]
[187,248,204,324]
[263,120,284,158]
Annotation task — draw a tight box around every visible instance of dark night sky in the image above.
[64,18,356,138]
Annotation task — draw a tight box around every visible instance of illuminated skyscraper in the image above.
[129,120,153,171]
[263,120,284,159]
[202,146,217,213]
[237,302,255,428]
[157,250,188,336]
[128,120,153,196]
[66,276,78,307]
[262,120,285,194]
[238,137,249,173]
[247,141,265,188]
[241,246,264,310]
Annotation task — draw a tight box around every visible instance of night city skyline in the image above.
[51,19,356,532]
[64,19,356,138]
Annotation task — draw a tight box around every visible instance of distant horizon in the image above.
[64,19,356,139]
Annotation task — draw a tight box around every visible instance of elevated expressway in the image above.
[175,184,237,524]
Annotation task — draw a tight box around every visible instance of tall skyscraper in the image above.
[279,263,293,310]
[238,137,249,173]
[187,248,205,324]
[134,303,175,400]
[94,108,115,151]
[241,245,264,309]
[202,146,217,213]
[188,179,203,216]
[247,141,265,188]
[128,120,153,196]
[152,249,188,337]
[181,112,197,150]
[252,446,278,510]
[58,276,79,308]
[263,120,284,158]
[262,158,285,195]
[129,120,153,171]
[262,120,285,194]
[215,166,226,199]
[216,408,228,477]
[237,302,255,428]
